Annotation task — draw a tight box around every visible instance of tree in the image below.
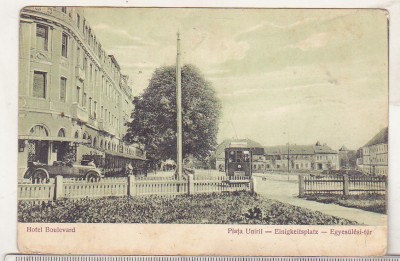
[347,150,357,169]
[124,64,222,166]
[327,160,333,174]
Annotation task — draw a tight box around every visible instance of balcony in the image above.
[75,66,85,81]
[104,124,117,137]
[97,119,116,136]
[19,96,50,111]
[72,103,89,122]
[87,115,98,129]
[50,101,70,114]
[97,119,104,130]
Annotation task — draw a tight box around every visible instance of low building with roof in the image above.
[356,127,388,175]
[264,141,339,172]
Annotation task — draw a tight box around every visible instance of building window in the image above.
[76,47,80,66]
[61,7,67,13]
[60,77,67,102]
[102,76,105,92]
[58,128,66,137]
[84,56,87,71]
[36,24,48,51]
[90,64,93,84]
[33,71,46,98]
[76,87,80,103]
[94,101,97,119]
[30,125,49,136]
[61,33,68,58]
[95,69,98,86]
[83,93,87,108]
[77,14,80,28]
[89,97,92,115]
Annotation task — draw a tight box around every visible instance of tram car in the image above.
[225,147,253,177]
[224,140,265,178]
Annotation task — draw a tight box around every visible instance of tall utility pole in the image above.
[176,31,183,178]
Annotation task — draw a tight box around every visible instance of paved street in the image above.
[253,174,387,226]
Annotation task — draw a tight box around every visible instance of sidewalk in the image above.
[254,176,387,226]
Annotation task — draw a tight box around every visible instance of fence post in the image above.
[298,174,305,197]
[343,174,349,196]
[251,176,257,194]
[54,175,63,200]
[128,175,136,196]
[188,174,194,195]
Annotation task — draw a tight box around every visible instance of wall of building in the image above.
[359,143,388,175]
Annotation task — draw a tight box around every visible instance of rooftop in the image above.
[364,127,388,147]
[265,143,337,155]
[215,138,263,158]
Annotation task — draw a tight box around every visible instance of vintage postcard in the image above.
[17,7,388,255]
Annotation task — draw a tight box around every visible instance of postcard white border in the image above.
[1,0,400,256]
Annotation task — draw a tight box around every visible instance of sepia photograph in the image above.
[16,6,389,255]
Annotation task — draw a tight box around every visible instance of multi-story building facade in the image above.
[357,127,388,175]
[265,142,339,172]
[18,7,145,178]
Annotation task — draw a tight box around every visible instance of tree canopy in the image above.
[124,64,222,163]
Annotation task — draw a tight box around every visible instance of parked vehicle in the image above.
[24,161,104,183]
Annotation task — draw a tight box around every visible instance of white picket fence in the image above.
[18,181,55,202]
[18,175,253,202]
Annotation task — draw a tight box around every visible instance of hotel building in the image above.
[18,7,145,178]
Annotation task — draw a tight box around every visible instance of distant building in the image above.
[215,139,265,172]
[338,145,358,169]
[216,139,339,173]
[265,141,339,172]
[357,127,388,175]
[338,145,350,169]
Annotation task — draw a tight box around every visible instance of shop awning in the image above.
[18,135,90,144]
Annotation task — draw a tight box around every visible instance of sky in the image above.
[84,8,388,150]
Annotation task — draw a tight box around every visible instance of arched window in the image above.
[108,142,111,150]
[74,131,79,139]
[93,137,97,148]
[57,128,66,137]
[82,132,87,140]
[29,125,49,137]
[100,140,103,149]
[87,135,92,144]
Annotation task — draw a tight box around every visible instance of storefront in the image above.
[18,125,90,179]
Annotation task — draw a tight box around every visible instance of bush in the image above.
[18,192,358,225]
[304,194,386,214]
